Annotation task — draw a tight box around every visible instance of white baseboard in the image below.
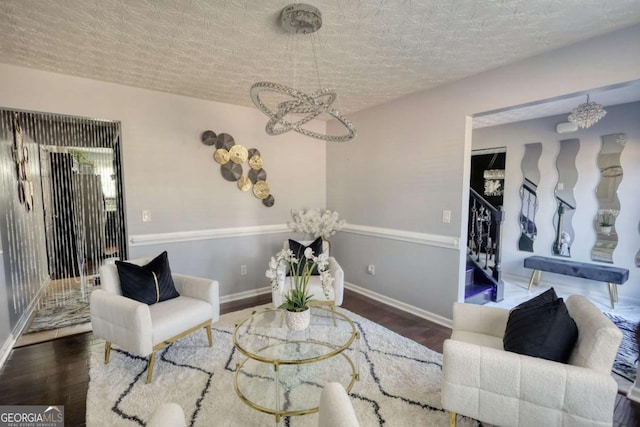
[220,286,271,304]
[345,281,452,329]
[0,333,16,369]
[0,277,50,370]
[220,282,453,328]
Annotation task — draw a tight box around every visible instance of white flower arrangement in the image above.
[287,209,346,239]
[598,209,619,227]
[266,247,334,311]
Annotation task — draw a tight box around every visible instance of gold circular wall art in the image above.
[214,149,230,164]
[237,176,251,192]
[253,181,270,199]
[201,132,274,207]
[249,155,263,170]
[229,145,248,164]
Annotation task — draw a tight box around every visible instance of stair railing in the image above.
[468,187,505,301]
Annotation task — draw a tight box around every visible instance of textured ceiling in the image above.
[1,0,640,116]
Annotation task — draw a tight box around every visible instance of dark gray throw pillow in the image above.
[116,251,179,305]
[503,294,578,363]
[510,287,558,311]
[288,237,323,276]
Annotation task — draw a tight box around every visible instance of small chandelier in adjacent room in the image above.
[567,94,607,129]
[250,3,356,142]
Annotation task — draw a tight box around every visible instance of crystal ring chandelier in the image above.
[250,3,356,142]
[568,94,607,129]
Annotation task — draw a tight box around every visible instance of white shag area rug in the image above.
[87,306,479,426]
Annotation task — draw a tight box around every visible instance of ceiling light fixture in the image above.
[250,3,356,142]
[567,95,607,129]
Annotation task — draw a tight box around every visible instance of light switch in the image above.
[442,210,451,223]
[142,210,152,222]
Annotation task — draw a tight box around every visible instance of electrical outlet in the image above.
[240,265,247,276]
[367,264,375,275]
[142,209,152,222]
[442,209,451,223]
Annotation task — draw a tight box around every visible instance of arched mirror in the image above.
[518,142,541,252]
[591,133,624,263]
[552,138,579,257]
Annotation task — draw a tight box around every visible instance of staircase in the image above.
[466,188,504,304]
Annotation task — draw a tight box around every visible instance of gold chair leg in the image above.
[449,412,456,427]
[527,270,537,290]
[536,270,542,285]
[608,283,616,309]
[146,352,156,384]
[104,342,111,364]
[205,324,213,347]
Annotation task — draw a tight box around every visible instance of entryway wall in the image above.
[0,109,126,363]
[472,101,640,305]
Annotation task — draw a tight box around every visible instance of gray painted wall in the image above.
[0,117,49,347]
[327,25,640,319]
[473,102,640,303]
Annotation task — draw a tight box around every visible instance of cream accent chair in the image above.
[147,403,186,427]
[442,295,622,427]
[272,239,345,308]
[319,382,359,427]
[91,258,220,383]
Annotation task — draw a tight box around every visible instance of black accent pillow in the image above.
[503,294,578,363]
[510,287,558,312]
[288,237,324,276]
[116,251,179,305]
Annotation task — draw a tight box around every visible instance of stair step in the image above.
[465,266,474,287]
[464,283,494,305]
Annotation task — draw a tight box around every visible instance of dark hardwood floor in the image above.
[0,289,637,426]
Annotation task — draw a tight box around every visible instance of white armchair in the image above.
[271,239,345,308]
[90,257,220,383]
[318,382,359,427]
[442,295,622,427]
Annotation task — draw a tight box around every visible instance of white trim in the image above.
[129,224,289,246]
[0,333,16,371]
[220,286,271,304]
[345,281,453,329]
[342,224,459,250]
[0,277,50,370]
[128,223,460,249]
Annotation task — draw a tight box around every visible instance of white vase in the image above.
[286,308,310,331]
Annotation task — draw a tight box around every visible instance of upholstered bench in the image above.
[524,255,629,308]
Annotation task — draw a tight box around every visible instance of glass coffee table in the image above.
[232,305,360,423]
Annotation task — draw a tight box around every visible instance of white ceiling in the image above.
[473,79,640,128]
[1,0,640,118]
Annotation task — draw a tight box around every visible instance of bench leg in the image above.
[608,283,618,309]
[528,270,542,290]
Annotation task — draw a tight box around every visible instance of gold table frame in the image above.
[232,306,360,423]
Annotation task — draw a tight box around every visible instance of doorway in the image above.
[465,148,506,304]
[1,109,127,340]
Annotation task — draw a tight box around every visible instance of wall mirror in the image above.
[591,133,625,263]
[518,142,542,252]
[552,138,579,257]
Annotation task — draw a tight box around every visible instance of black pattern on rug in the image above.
[88,307,481,426]
[110,340,218,427]
[605,313,638,382]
